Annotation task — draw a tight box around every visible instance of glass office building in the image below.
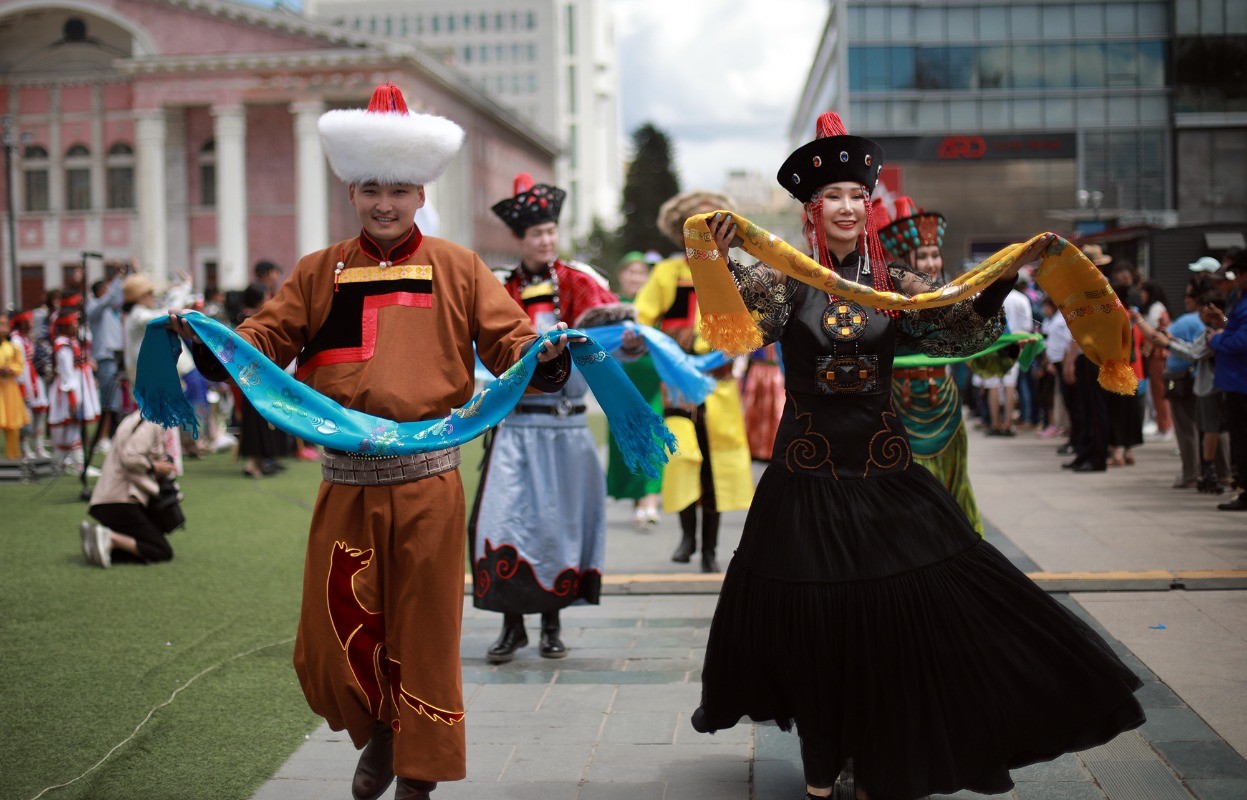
[794,0,1246,269]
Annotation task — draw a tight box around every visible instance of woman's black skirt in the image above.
[692,464,1144,799]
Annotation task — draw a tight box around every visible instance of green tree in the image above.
[617,123,680,256]
[574,216,626,280]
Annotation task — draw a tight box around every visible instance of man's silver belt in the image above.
[321,447,461,486]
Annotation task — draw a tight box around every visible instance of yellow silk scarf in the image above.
[682,211,1136,395]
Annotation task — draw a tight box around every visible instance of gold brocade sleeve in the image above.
[682,211,1136,395]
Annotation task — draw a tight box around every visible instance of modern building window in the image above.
[479,13,487,30]
[947,7,974,42]
[1174,35,1247,112]
[1105,3,1135,35]
[1083,129,1167,211]
[528,43,537,61]
[400,16,407,35]
[528,73,538,92]
[566,3,576,56]
[495,44,503,61]
[416,15,423,34]
[368,16,375,33]
[105,142,134,210]
[567,65,577,113]
[1041,4,1072,37]
[22,145,49,212]
[464,46,472,63]
[979,6,1008,39]
[848,42,1168,92]
[447,14,455,32]
[463,13,471,30]
[568,123,577,169]
[431,15,439,33]
[199,140,216,207]
[480,45,488,63]
[65,144,92,211]
[495,12,503,30]
[1073,3,1104,35]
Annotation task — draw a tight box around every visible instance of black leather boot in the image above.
[351,720,394,800]
[672,505,697,563]
[700,511,721,573]
[394,777,437,800]
[539,610,568,658]
[486,613,527,663]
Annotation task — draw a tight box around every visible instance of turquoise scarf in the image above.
[134,313,677,478]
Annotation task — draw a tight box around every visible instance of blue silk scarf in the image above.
[134,312,677,478]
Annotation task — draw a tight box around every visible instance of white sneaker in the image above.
[96,438,112,455]
[85,466,101,478]
[93,524,112,568]
[79,520,95,563]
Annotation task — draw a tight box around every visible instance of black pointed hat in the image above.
[491,173,567,236]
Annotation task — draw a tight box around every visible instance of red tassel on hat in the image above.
[816,112,848,138]
[870,197,893,229]
[893,195,919,218]
[513,172,535,195]
[367,82,410,114]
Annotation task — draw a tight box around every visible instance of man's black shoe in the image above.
[1217,494,1247,511]
[1072,462,1107,472]
[352,721,395,800]
[1061,459,1086,470]
[539,610,568,658]
[486,615,528,663]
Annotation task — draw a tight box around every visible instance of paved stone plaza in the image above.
[253,429,1247,800]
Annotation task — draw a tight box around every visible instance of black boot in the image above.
[700,510,721,573]
[394,777,437,800]
[351,720,394,800]
[539,610,568,658]
[486,613,527,663]
[672,506,697,563]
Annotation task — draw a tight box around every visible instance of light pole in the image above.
[2,115,31,311]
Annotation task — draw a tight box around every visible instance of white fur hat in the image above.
[318,82,464,186]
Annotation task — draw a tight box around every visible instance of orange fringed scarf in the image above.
[683,212,1137,396]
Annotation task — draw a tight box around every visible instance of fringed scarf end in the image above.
[134,386,201,438]
[698,312,762,357]
[1098,359,1139,396]
[610,407,678,480]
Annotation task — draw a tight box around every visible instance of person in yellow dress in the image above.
[0,311,32,460]
[633,190,754,572]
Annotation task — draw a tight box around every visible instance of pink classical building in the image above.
[0,0,559,309]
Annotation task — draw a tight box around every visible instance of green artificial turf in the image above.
[0,416,603,800]
[0,439,476,800]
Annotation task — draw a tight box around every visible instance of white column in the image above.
[212,105,248,289]
[134,109,169,286]
[290,100,328,257]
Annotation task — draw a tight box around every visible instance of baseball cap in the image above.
[1188,256,1221,273]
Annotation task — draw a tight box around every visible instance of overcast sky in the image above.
[609,0,828,192]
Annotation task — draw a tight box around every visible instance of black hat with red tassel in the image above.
[491,173,567,237]
[777,112,885,202]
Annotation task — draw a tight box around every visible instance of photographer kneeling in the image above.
[80,409,182,568]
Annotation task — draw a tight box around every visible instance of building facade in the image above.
[791,0,1246,279]
[305,0,623,245]
[0,0,558,310]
